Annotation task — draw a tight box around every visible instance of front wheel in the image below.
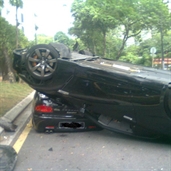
[26,44,59,80]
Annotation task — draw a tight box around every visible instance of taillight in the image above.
[88,125,96,129]
[35,105,53,113]
[45,126,55,129]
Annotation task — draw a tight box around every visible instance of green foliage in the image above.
[70,0,115,56]
[18,30,30,47]
[105,30,123,59]
[54,31,75,50]
[70,0,171,61]
[0,0,3,7]
[0,16,29,80]
[139,31,171,59]
[9,0,23,8]
[119,53,139,64]
[0,17,29,49]
[54,32,69,45]
[0,17,15,49]
[119,44,153,67]
[37,34,53,44]
[142,53,152,67]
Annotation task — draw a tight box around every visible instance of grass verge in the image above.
[0,81,33,117]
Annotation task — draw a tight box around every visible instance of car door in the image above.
[63,68,136,135]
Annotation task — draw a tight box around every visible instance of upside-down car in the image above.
[13,43,171,138]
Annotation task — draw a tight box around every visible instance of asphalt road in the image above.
[14,124,171,171]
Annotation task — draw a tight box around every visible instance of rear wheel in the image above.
[32,119,45,133]
[26,44,59,80]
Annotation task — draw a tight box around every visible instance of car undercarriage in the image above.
[13,43,171,138]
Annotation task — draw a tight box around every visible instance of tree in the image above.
[0,0,3,7]
[137,30,171,67]
[37,34,53,44]
[0,0,3,16]
[118,29,171,67]
[0,17,16,82]
[9,0,23,48]
[119,44,144,65]
[105,29,123,59]
[89,0,171,59]
[54,31,74,50]
[70,0,116,56]
[0,16,29,82]
[70,0,171,60]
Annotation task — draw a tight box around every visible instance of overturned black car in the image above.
[13,43,171,138]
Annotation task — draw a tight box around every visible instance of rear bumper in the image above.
[32,114,102,132]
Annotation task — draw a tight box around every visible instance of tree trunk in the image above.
[92,40,97,55]
[103,32,106,57]
[116,39,127,60]
[3,47,15,83]
[92,36,97,55]
[116,28,129,60]
[16,6,19,48]
[160,26,164,69]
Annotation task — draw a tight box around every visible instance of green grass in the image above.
[0,82,33,117]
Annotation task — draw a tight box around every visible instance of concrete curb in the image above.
[0,91,35,143]
[1,91,35,123]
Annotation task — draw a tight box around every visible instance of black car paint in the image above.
[13,43,171,138]
[32,92,102,132]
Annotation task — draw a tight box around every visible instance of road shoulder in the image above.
[0,91,35,145]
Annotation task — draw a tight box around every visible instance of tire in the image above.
[25,44,59,80]
[32,119,45,133]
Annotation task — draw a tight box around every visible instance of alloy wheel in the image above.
[27,47,57,79]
